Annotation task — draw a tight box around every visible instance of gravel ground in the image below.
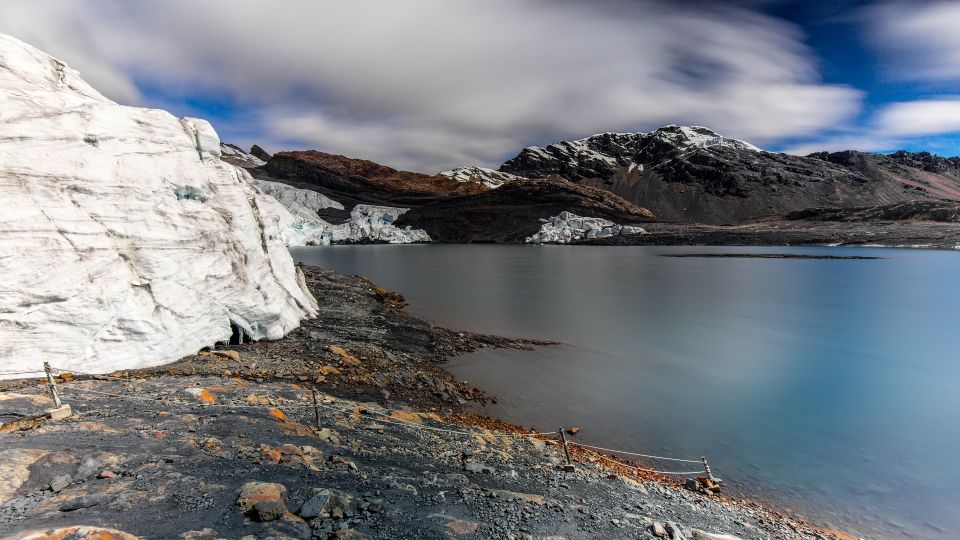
[0,268,853,540]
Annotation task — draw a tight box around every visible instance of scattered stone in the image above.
[320,366,341,377]
[236,481,288,514]
[49,474,71,492]
[666,521,688,540]
[446,518,479,536]
[328,345,361,366]
[691,531,746,540]
[98,470,117,479]
[464,461,494,474]
[251,499,286,522]
[332,528,370,540]
[59,494,113,512]
[15,526,138,540]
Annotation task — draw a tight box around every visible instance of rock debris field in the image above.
[0,268,851,540]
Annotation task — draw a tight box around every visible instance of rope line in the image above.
[44,366,708,476]
[568,442,702,463]
[588,452,704,476]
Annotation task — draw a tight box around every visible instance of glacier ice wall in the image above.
[0,34,318,378]
[525,212,646,244]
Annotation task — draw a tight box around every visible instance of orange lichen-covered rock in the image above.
[185,388,216,404]
[268,408,287,422]
[8,526,139,540]
[236,481,288,511]
[327,345,361,366]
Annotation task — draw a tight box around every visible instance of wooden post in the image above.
[559,428,574,472]
[701,456,713,481]
[43,362,62,409]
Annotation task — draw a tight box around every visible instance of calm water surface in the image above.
[292,245,960,540]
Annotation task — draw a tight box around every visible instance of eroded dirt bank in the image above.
[0,267,850,540]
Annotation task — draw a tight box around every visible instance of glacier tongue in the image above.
[276,204,431,246]
[254,178,345,220]
[525,211,646,244]
[0,33,318,378]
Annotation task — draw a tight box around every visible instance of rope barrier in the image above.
[588,451,704,476]
[43,365,709,477]
[568,441,702,463]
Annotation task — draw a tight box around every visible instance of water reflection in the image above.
[292,244,960,540]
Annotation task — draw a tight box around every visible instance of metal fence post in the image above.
[559,428,574,472]
[43,362,62,408]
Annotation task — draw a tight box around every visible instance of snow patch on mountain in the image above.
[220,143,266,168]
[502,125,762,180]
[0,33,318,378]
[439,166,524,189]
[651,125,760,152]
[525,211,646,244]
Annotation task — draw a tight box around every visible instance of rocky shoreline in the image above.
[0,267,853,540]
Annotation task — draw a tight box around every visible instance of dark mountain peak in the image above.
[250,144,272,162]
[497,126,960,224]
[499,125,761,182]
[887,150,960,173]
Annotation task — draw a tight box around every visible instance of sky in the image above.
[1,0,959,171]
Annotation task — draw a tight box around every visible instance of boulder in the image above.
[251,500,286,522]
[298,488,355,520]
[237,481,289,516]
[8,526,138,540]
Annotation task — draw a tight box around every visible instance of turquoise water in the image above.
[292,245,960,539]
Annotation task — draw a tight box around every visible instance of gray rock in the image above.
[464,461,494,474]
[666,521,688,540]
[251,499,285,522]
[49,474,71,493]
[59,495,112,512]
[297,491,331,519]
[300,488,354,520]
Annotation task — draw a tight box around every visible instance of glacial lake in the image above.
[292,244,960,540]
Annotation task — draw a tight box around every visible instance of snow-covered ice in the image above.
[277,204,431,247]
[254,179,345,221]
[525,211,646,244]
[0,34,318,378]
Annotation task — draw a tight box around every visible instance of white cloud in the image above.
[0,0,862,171]
[780,97,960,156]
[875,98,960,137]
[781,135,902,157]
[865,1,960,82]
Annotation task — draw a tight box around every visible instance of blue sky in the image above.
[757,0,960,156]
[1,0,959,170]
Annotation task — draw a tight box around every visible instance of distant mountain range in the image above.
[224,124,960,243]
[498,125,960,224]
